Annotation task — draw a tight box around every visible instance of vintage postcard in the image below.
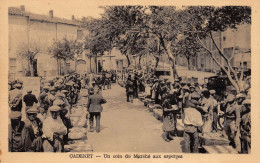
[1,0,260,162]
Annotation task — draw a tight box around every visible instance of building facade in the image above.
[8,6,90,80]
[176,24,251,74]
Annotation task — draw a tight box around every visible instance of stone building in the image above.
[8,5,90,80]
[177,24,251,73]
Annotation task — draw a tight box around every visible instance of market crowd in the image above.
[8,71,113,152]
[124,70,251,154]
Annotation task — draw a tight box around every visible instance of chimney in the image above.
[49,10,53,18]
[20,5,25,12]
[72,15,75,20]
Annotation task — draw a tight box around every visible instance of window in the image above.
[9,58,16,71]
[66,63,70,71]
[201,58,204,68]
[77,30,84,40]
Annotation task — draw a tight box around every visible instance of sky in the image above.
[7,0,105,19]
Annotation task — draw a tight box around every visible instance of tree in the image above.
[171,35,202,69]
[84,6,148,67]
[180,6,251,93]
[48,37,83,75]
[16,42,40,76]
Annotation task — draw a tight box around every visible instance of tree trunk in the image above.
[57,58,60,76]
[187,57,190,70]
[29,60,34,77]
[125,54,131,67]
[158,36,178,79]
[155,56,160,68]
[138,55,143,69]
[63,59,68,75]
[95,56,97,73]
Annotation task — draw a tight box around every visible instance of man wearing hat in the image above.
[42,105,67,152]
[125,77,134,103]
[23,89,38,111]
[24,106,43,152]
[48,87,57,106]
[240,98,251,154]
[87,88,107,133]
[53,99,71,144]
[183,93,203,153]
[209,89,218,132]
[199,90,215,133]
[9,112,30,152]
[9,83,23,112]
[221,94,240,148]
[39,86,50,112]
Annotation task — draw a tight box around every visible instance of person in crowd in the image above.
[133,74,139,98]
[23,89,38,111]
[240,98,251,154]
[87,88,107,133]
[42,105,67,152]
[24,106,43,152]
[39,86,50,112]
[48,87,57,107]
[9,112,29,152]
[209,89,219,132]
[183,94,204,153]
[125,76,135,103]
[9,83,23,112]
[221,94,240,148]
[162,94,176,142]
[199,90,214,133]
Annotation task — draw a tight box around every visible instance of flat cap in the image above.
[50,87,56,91]
[242,98,251,105]
[43,86,50,90]
[182,85,189,90]
[26,106,38,113]
[227,94,235,102]
[53,99,65,106]
[49,105,61,112]
[56,92,65,98]
[190,92,200,99]
[10,111,22,119]
[61,90,68,94]
[27,89,32,93]
[236,93,246,99]
[14,83,22,88]
[209,90,216,95]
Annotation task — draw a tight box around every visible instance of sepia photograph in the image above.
[2,0,256,160]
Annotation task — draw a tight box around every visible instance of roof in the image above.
[8,7,81,26]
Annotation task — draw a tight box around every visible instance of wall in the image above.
[9,13,90,78]
[8,15,28,78]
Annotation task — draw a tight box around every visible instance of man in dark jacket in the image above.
[87,89,107,133]
[23,89,38,111]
